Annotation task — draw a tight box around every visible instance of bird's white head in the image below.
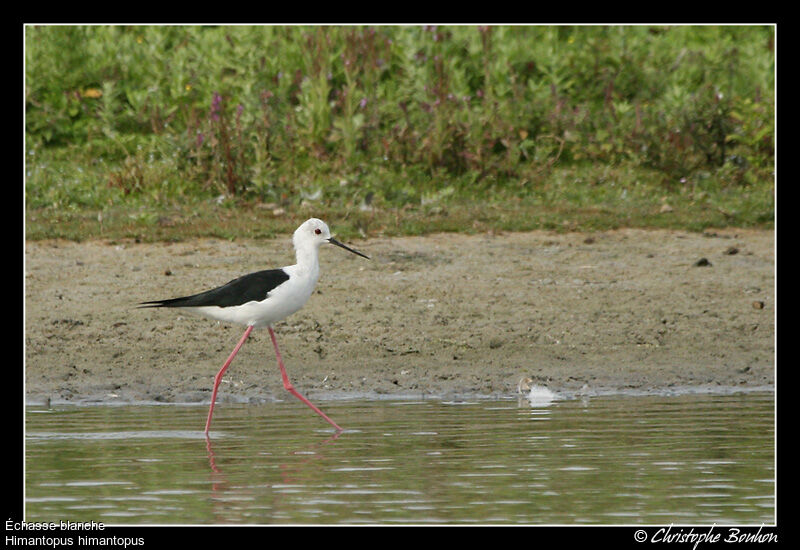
[293,218,370,260]
[293,218,332,250]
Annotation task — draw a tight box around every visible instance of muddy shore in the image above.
[25,227,774,406]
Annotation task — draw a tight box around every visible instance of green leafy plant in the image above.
[25,24,774,234]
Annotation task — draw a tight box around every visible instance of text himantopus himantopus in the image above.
[140,218,369,434]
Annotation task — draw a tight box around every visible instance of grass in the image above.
[26,162,772,242]
[25,25,775,242]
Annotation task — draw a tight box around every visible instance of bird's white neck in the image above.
[294,244,320,274]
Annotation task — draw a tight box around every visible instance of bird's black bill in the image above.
[328,237,370,259]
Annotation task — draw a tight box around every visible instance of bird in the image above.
[517,377,557,407]
[139,218,370,434]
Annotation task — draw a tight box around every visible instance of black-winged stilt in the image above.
[140,218,369,434]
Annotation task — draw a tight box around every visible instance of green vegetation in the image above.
[25,25,774,241]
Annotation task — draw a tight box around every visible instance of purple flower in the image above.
[210,92,222,121]
[359,97,368,109]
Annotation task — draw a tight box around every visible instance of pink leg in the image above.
[205,325,254,434]
[268,326,343,431]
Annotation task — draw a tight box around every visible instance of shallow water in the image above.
[25,392,774,525]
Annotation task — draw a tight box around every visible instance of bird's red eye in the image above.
[314,228,321,235]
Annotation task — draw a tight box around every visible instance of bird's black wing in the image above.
[139,268,290,309]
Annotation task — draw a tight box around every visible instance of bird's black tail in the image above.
[137,297,194,308]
